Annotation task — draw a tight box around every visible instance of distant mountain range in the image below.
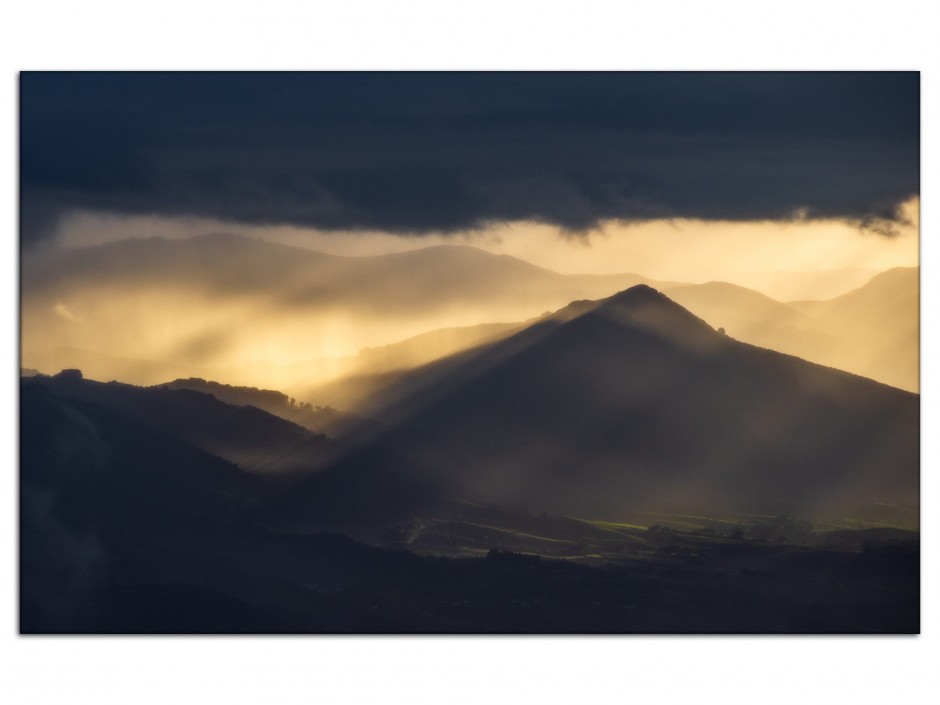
[25,233,661,309]
[721,267,881,302]
[789,267,919,390]
[22,234,667,381]
[22,235,918,401]
[666,267,918,391]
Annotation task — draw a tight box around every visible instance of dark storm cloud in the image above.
[20,72,919,245]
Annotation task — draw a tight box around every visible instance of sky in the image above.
[21,72,920,252]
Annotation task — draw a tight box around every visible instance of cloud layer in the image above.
[20,72,919,245]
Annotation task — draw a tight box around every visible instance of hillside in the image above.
[281,286,919,529]
[661,269,918,391]
[664,281,833,362]
[23,371,339,474]
[792,267,919,391]
[723,267,881,301]
[158,377,372,439]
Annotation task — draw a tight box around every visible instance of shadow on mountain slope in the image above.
[276,286,918,531]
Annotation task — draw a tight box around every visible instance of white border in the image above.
[2,2,938,704]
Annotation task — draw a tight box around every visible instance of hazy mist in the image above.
[22,215,918,396]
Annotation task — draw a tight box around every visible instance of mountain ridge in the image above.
[23,371,340,475]
[278,285,918,531]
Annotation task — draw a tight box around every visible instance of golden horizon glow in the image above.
[23,200,919,397]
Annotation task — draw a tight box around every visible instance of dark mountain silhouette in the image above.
[158,377,373,439]
[24,371,339,475]
[20,379,275,632]
[279,285,919,530]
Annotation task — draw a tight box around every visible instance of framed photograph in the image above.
[19,71,919,635]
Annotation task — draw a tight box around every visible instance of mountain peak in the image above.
[604,283,667,304]
[591,285,721,350]
[599,284,702,317]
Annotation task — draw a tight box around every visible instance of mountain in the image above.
[660,269,918,392]
[256,320,528,403]
[789,267,918,391]
[19,377,290,632]
[278,285,919,530]
[158,377,372,439]
[293,322,531,414]
[291,267,918,397]
[351,321,524,374]
[21,234,667,389]
[23,371,339,475]
[723,267,881,301]
[663,281,834,362]
[294,300,620,415]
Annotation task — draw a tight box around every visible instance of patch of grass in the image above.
[581,519,648,532]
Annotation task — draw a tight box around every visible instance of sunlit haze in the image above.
[54,197,919,287]
[20,196,918,395]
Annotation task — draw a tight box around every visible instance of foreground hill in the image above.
[283,285,919,529]
[23,371,339,474]
[20,377,919,633]
[157,377,372,439]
